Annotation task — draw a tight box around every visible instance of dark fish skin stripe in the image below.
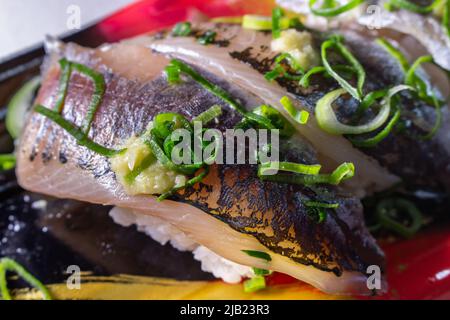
[175,164,385,276]
[230,31,450,194]
[24,43,384,276]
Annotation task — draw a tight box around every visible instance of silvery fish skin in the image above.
[16,40,385,295]
[144,23,450,196]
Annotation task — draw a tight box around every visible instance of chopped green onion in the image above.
[259,161,321,176]
[304,201,339,209]
[349,109,401,147]
[6,77,40,139]
[272,7,284,39]
[386,0,440,14]
[275,53,304,73]
[167,59,244,114]
[376,38,409,72]
[252,104,295,138]
[242,15,273,30]
[421,93,442,140]
[258,162,355,186]
[146,137,200,175]
[405,55,435,102]
[242,14,293,31]
[315,85,412,135]
[327,162,355,184]
[165,65,181,84]
[252,268,272,276]
[309,0,365,17]
[0,154,16,171]
[377,40,438,105]
[124,152,155,184]
[321,37,366,101]
[299,65,356,88]
[264,53,304,83]
[34,105,124,157]
[172,22,192,36]
[167,59,274,129]
[377,39,443,134]
[198,30,217,45]
[376,198,423,238]
[192,105,222,125]
[242,250,272,261]
[355,89,388,118]
[65,59,105,134]
[444,0,450,38]
[0,257,52,300]
[54,58,72,113]
[288,17,305,30]
[299,66,327,88]
[54,58,106,135]
[306,206,328,223]
[158,166,210,201]
[152,112,192,142]
[243,276,266,293]
[280,96,309,124]
[264,65,285,82]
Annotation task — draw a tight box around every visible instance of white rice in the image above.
[109,207,254,283]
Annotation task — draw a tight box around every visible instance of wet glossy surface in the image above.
[0,0,450,299]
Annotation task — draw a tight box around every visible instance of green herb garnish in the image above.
[375,198,423,238]
[55,58,106,134]
[0,154,16,171]
[304,201,339,223]
[139,106,223,201]
[34,105,123,157]
[243,276,266,293]
[264,53,305,83]
[0,258,52,300]
[271,7,284,39]
[34,59,121,157]
[258,161,322,176]
[252,268,272,276]
[172,22,192,37]
[376,38,444,139]
[444,0,450,38]
[376,38,409,72]
[349,108,401,148]
[304,201,339,209]
[198,30,217,45]
[165,64,181,84]
[316,85,411,136]
[158,166,210,201]
[299,65,356,88]
[258,162,354,186]
[385,0,440,14]
[165,59,275,130]
[321,36,366,101]
[192,105,223,125]
[242,250,272,261]
[309,0,365,17]
[280,96,309,124]
[251,104,295,138]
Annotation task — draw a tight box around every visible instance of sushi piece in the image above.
[16,36,385,295]
[276,0,450,71]
[140,22,450,195]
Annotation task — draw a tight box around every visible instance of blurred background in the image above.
[0,0,133,60]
